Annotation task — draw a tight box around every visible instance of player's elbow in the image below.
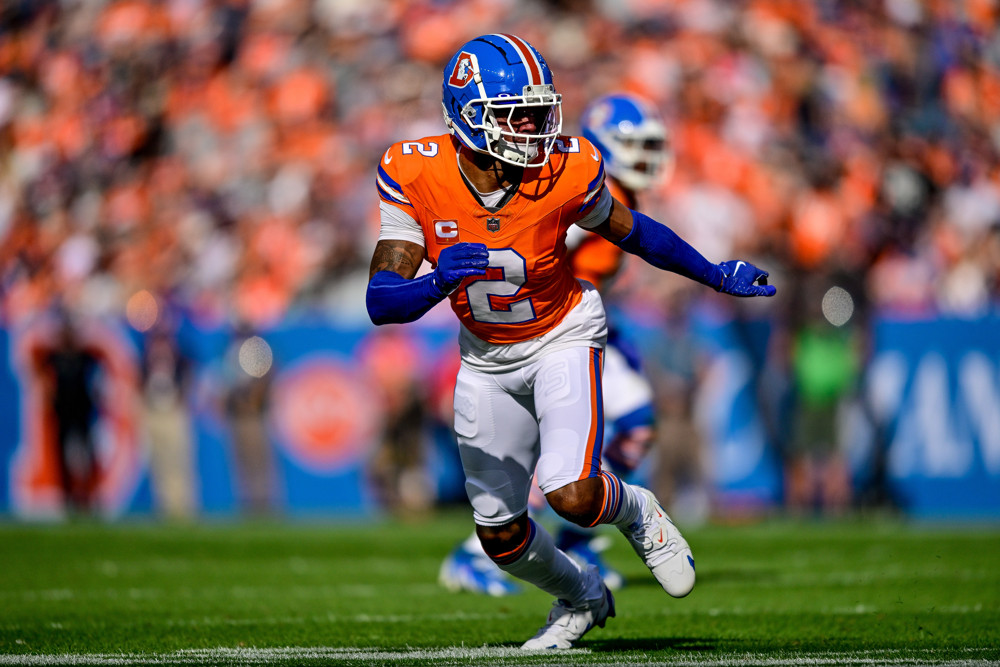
[366,293,399,326]
[367,310,391,326]
[366,283,389,325]
[367,273,396,325]
[365,282,416,326]
[366,270,439,325]
[367,310,411,326]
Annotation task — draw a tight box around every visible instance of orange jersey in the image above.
[568,178,635,290]
[377,134,607,345]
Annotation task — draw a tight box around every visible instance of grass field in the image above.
[1,510,998,666]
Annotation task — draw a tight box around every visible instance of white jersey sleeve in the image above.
[573,187,613,230]
[378,201,425,247]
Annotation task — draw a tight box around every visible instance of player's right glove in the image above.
[431,242,490,296]
[716,260,776,297]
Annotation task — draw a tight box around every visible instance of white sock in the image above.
[591,470,647,529]
[492,519,601,606]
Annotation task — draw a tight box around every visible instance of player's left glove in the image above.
[716,260,776,297]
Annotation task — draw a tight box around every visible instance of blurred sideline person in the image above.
[365,34,775,650]
[438,93,672,596]
[141,324,197,520]
[29,312,108,514]
[222,325,276,516]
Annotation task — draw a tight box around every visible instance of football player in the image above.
[366,34,775,650]
[438,92,674,596]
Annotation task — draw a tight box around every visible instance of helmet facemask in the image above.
[610,131,672,191]
[464,84,562,168]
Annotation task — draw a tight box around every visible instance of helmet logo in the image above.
[449,52,475,87]
[588,101,613,128]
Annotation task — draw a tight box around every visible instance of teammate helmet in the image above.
[442,34,562,168]
[581,93,672,191]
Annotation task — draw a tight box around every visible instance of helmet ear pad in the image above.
[441,99,485,148]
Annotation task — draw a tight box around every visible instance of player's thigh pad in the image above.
[532,345,605,495]
[453,364,540,526]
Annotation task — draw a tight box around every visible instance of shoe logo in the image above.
[383,149,393,164]
[658,529,664,544]
[688,555,695,571]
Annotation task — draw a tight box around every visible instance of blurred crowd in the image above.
[3,0,1000,331]
[3,0,1000,516]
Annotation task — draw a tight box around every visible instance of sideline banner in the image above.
[2,314,998,518]
[867,316,1000,518]
[2,315,150,519]
[0,314,459,518]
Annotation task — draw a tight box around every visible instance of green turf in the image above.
[1,511,998,665]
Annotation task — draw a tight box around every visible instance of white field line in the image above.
[0,611,499,633]
[5,581,995,612]
[0,583,446,603]
[1,603,993,633]
[0,647,997,666]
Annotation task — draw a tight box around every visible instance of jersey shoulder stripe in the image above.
[579,159,605,212]
[376,135,455,210]
[543,135,606,216]
[376,164,411,207]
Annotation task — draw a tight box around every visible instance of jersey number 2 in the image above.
[466,249,536,324]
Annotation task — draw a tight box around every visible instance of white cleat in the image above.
[622,487,696,598]
[521,567,615,650]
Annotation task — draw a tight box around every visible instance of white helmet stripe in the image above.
[494,33,542,86]
[467,51,490,105]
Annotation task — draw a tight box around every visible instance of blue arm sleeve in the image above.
[366,270,449,325]
[615,209,724,290]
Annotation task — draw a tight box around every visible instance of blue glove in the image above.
[717,260,776,297]
[366,242,490,325]
[432,242,490,296]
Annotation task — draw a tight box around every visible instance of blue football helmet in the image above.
[442,34,562,168]
[581,93,672,191]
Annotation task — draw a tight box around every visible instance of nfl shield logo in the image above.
[486,217,501,232]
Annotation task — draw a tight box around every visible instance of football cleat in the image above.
[622,487,696,598]
[564,537,625,592]
[438,544,521,597]
[521,566,615,650]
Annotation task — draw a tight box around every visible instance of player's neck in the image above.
[457,148,522,193]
